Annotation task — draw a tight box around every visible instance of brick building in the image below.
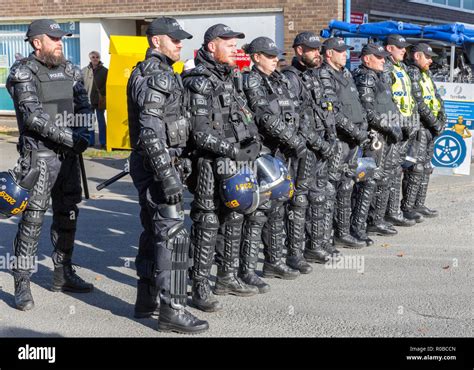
[0,0,343,112]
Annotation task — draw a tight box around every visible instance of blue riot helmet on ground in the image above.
[219,165,260,214]
[255,154,294,203]
[0,171,30,219]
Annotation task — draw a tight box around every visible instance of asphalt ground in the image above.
[0,132,472,338]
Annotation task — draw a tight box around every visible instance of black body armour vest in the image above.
[128,57,190,151]
[261,72,300,151]
[207,70,255,145]
[301,70,329,134]
[374,74,398,118]
[332,69,365,125]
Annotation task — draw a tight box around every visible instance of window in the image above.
[411,0,474,11]
[464,0,474,9]
[0,22,80,112]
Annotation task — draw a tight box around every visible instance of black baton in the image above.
[79,154,89,199]
[96,171,129,191]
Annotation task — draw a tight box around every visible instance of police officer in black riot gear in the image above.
[353,44,403,237]
[406,43,446,218]
[383,35,419,227]
[127,17,208,333]
[318,38,370,249]
[183,24,262,312]
[6,19,93,311]
[282,32,339,261]
[240,37,303,292]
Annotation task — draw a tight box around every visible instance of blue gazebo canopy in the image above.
[321,20,474,46]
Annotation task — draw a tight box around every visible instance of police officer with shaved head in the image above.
[127,17,208,333]
[318,37,370,249]
[6,19,93,311]
[353,44,403,238]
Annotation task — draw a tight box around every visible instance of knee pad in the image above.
[246,209,267,224]
[289,193,308,208]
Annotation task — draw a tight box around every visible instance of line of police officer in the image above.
[3,17,445,335]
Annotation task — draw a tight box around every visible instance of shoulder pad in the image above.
[243,71,262,90]
[185,75,213,95]
[407,65,421,81]
[139,57,164,76]
[65,62,82,81]
[147,71,175,94]
[8,62,34,83]
[317,65,331,79]
[183,63,211,78]
[353,67,376,87]
[281,65,299,77]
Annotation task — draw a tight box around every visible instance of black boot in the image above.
[157,301,209,334]
[385,212,416,226]
[401,170,424,223]
[414,170,438,217]
[190,211,223,312]
[304,243,332,263]
[215,214,258,297]
[13,271,34,311]
[334,183,366,249]
[350,180,376,247]
[305,188,334,263]
[385,181,416,227]
[415,205,438,218]
[403,209,424,223]
[214,274,258,296]
[239,212,270,294]
[367,221,398,235]
[322,242,341,256]
[262,204,299,279]
[192,279,223,312]
[386,171,416,227]
[52,263,94,292]
[368,182,397,235]
[286,205,313,274]
[134,279,160,319]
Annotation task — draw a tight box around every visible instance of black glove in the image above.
[234,142,261,162]
[430,119,444,137]
[161,174,184,205]
[288,134,307,158]
[354,129,369,146]
[387,126,403,144]
[320,139,336,160]
[62,129,89,154]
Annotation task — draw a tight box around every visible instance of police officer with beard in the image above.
[383,35,419,227]
[127,17,208,333]
[406,43,446,218]
[282,32,338,262]
[318,38,370,248]
[240,37,304,293]
[183,24,262,312]
[353,44,403,238]
[6,19,93,311]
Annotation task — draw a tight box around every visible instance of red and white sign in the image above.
[350,12,366,25]
[349,12,369,70]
